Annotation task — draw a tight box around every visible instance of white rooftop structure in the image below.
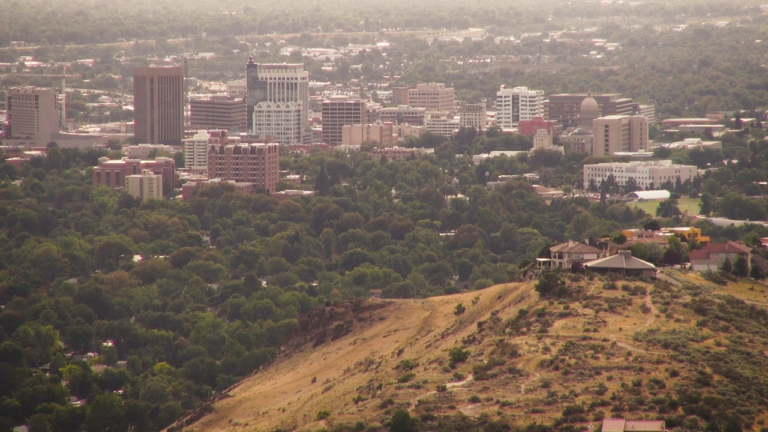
[625,190,671,200]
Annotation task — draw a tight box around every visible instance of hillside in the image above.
[177,272,768,432]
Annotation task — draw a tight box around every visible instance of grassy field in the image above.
[632,196,701,216]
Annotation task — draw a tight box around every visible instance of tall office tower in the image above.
[322,95,365,145]
[133,66,185,144]
[5,87,59,147]
[592,115,649,157]
[126,169,163,200]
[407,83,455,116]
[496,86,545,129]
[190,96,247,133]
[208,143,280,194]
[459,102,487,131]
[546,93,633,128]
[246,59,309,143]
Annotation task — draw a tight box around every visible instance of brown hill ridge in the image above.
[174,272,768,431]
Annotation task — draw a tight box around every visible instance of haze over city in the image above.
[1,1,768,432]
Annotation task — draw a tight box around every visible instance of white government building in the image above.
[583,160,697,190]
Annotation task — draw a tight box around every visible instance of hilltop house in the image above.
[539,240,602,269]
[689,241,752,272]
[583,250,657,278]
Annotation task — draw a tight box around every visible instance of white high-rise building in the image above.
[246,60,309,144]
[254,102,303,144]
[126,169,163,200]
[583,160,696,190]
[496,86,544,128]
[5,87,59,147]
[183,131,213,170]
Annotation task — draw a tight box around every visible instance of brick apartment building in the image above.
[93,157,177,192]
[208,143,279,194]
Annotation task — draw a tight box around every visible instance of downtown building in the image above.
[182,130,232,171]
[379,105,427,125]
[341,121,395,147]
[322,95,366,145]
[592,115,649,157]
[190,96,247,133]
[546,93,633,128]
[583,160,697,190]
[4,87,59,147]
[496,86,544,129]
[246,59,309,144]
[93,157,177,193]
[459,102,487,131]
[126,170,163,200]
[407,83,455,116]
[208,143,280,194]
[133,66,185,144]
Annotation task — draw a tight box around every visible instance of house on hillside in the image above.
[539,240,602,269]
[589,418,666,432]
[689,241,752,272]
[583,250,657,279]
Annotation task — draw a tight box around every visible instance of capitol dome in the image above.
[580,96,599,114]
[578,96,600,130]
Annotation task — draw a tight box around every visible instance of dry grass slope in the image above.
[182,272,768,431]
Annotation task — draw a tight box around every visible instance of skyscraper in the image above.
[496,86,544,129]
[5,87,59,147]
[322,95,365,145]
[246,59,309,144]
[133,66,185,144]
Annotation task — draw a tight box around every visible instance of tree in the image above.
[314,165,331,197]
[390,409,415,432]
[535,271,565,298]
[700,192,715,216]
[723,415,742,432]
[85,394,127,432]
[720,257,733,274]
[732,255,748,278]
[656,198,681,218]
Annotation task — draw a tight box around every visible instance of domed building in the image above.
[578,95,600,131]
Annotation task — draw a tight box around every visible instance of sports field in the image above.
[631,197,701,216]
